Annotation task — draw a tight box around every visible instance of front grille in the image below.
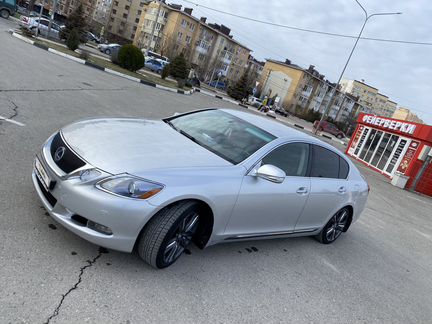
[50,132,85,173]
[36,177,57,207]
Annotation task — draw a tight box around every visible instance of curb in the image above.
[9,31,194,95]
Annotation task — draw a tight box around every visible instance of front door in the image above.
[225,143,311,237]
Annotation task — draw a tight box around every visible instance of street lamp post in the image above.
[314,0,401,134]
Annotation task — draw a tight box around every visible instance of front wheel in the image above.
[0,9,10,19]
[105,48,111,55]
[316,207,350,244]
[137,201,200,269]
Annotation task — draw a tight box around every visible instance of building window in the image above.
[190,24,195,31]
[125,5,130,10]
[135,18,139,23]
[137,10,142,15]
[112,9,117,14]
[120,21,125,26]
[114,1,118,5]
[181,19,186,27]
[159,10,165,17]
[139,1,144,7]
[133,26,137,31]
[177,32,182,40]
[185,35,191,44]
[198,53,206,61]
[144,19,152,27]
[156,23,161,30]
[123,13,127,18]
[110,17,114,22]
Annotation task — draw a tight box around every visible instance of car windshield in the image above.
[166,110,276,164]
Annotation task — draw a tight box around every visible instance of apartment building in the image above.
[92,0,112,26]
[393,107,424,123]
[107,0,149,42]
[133,3,250,84]
[340,79,397,117]
[58,0,97,19]
[245,55,264,87]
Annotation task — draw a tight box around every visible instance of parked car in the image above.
[32,109,369,269]
[275,107,289,117]
[247,96,262,108]
[313,120,346,139]
[98,43,120,55]
[1,0,16,19]
[143,50,169,64]
[20,16,63,39]
[145,58,165,73]
[186,76,200,88]
[83,31,100,44]
[208,80,226,90]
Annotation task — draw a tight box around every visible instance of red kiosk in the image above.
[346,113,432,197]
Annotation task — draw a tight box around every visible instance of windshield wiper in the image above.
[164,120,199,144]
[164,119,178,131]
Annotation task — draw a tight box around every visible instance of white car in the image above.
[20,16,63,40]
[98,43,120,55]
[248,96,262,108]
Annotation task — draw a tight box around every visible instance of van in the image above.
[143,50,169,64]
[0,0,16,19]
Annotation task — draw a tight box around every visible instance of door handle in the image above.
[338,186,347,194]
[296,187,309,195]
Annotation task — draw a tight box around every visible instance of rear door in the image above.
[294,145,350,232]
[225,142,311,237]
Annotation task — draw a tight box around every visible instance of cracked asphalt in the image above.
[1,17,432,324]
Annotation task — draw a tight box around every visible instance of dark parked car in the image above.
[0,0,16,19]
[275,107,289,117]
[313,120,345,139]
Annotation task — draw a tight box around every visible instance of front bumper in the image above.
[32,149,158,252]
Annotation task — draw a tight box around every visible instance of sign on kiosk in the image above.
[362,115,416,134]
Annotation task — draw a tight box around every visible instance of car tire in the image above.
[137,201,200,269]
[105,49,111,55]
[0,9,10,19]
[316,207,350,244]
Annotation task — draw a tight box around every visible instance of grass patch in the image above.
[31,38,190,90]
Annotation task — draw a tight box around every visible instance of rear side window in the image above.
[310,145,339,179]
[262,143,309,177]
[339,157,349,179]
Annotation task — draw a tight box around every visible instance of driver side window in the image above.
[262,143,309,177]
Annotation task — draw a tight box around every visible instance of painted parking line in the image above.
[0,116,25,126]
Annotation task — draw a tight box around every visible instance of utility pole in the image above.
[314,0,401,134]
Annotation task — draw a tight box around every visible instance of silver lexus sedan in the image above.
[32,109,369,269]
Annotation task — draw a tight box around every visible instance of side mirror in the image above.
[255,164,286,183]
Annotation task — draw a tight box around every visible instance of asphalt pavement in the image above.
[1,17,432,324]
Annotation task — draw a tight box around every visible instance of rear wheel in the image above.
[0,9,10,19]
[316,207,350,244]
[137,201,200,269]
[105,48,111,55]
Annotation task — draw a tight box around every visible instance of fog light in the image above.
[87,220,113,235]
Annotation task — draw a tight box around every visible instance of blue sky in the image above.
[177,0,432,124]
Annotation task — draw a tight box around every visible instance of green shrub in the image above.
[227,73,249,100]
[66,28,80,51]
[118,44,144,72]
[161,64,170,79]
[169,53,188,87]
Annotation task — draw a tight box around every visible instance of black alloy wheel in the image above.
[317,207,350,244]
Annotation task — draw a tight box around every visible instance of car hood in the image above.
[61,118,231,174]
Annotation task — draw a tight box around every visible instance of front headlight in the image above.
[97,175,164,199]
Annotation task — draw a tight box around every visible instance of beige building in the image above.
[340,79,397,117]
[133,3,250,84]
[393,107,424,123]
[92,0,112,26]
[58,0,97,19]
[107,0,148,42]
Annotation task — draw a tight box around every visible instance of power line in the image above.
[183,0,432,46]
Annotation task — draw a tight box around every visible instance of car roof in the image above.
[221,109,313,140]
